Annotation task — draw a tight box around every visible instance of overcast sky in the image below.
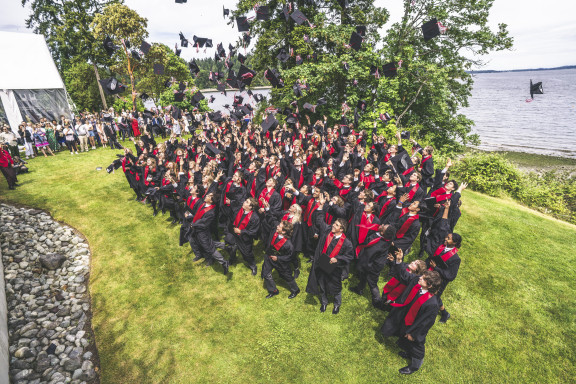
[1,0,574,71]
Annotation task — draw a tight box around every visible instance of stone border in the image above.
[0,241,9,384]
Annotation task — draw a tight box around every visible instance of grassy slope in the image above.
[1,149,575,384]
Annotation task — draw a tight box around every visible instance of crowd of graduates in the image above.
[109,113,468,375]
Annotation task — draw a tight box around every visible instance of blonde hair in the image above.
[289,204,302,224]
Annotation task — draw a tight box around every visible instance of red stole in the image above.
[303,198,319,226]
[122,157,127,173]
[360,173,375,188]
[404,292,434,326]
[390,284,421,308]
[402,167,414,176]
[192,204,214,223]
[431,187,451,203]
[420,155,432,170]
[396,212,419,239]
[382,269,410,301]
[223,180,234,206]
[250,175,257,197]
[186,196,198,210]
[271,232,287,251]
[259,188,275,208]
[357,212,374,244]
[404,183,420,201]
[429,245,458,270]
[384,153,391,162]
[355,236,384,257]
[322,233,346,258]
[379,197,396,218]
[297,165,304,188]
[233,210,253,230]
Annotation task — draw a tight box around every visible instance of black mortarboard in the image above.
[401,131,410,140]
[422,18,441,41]
[140,41,151,55]
[317,97,327,106]
[228,43,236,57]
[282,5,290,21]
[205,143,222,156]
[282,107,292,116]
[265,68,284,88]
[245,103,253,112]
[192,91,204,104]
[226,69,237,88]
[174,47,182,57]
[379,112,391,121]
[238,53,247,64]
[175,0,187,3]
[124,40,131,49]
[357,100,367,111]
[131,49,142,60]
[217,43,226,58]
[343,62,350,72]
[237,105,251,116]
[238,65,256,86]
[254,94,264,102]
[243,33,251,46]
[382,62,398,78]
[214,52,221,62]
[205,39,213,48]
[209,96,215,103]
[164,79,172,88]
[303,103,316,112]
[179,32,186,43]
[174,91,185,102]
[247,89,253,97]
[290,10,308,25]
[188,60,200,76]
[143,110,154,119]
[261,114,279,133]
[103,37,117,56]
[140,93,149,101]
[237,17,250,32]
[223,5,229,18]
[193,36,208,48]
[277,48,290,63]
[293,83,303,97]
[256,5,270,20]
[356,26,367,37]
[98,78,126,95]
[208,111,224,122]
[217,83,227,95]
[530,80,544,99]
[172,106,182,119]
[286,113,299,124]
[181,38,189,48]
[178,82,186,91]
[153,63,164,75]
[349,32,363,51]
[338,0,349,8]
[295,55,303,65]
[233,95,244,105]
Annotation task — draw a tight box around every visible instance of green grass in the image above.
[492,151,576,169]
[1,148,576,383]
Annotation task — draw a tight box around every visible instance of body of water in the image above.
[203,68,576,159]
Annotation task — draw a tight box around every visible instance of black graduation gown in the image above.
[306,209,354,295]
[189,203,218,255]
[225,207,260,256]
[261,232,295,281]
[389,207,421,252]
[425,247,461,298]
[219,177,247,223]
[356,234,393,278]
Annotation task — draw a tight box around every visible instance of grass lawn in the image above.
[1,147,575,383]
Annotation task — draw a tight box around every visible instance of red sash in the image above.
[361,173,375,188]
[420,155,431,170]
[271,232,287,251]
[379,197,396,218]
[122,157,127,173]
[303,198,319,226]
[382,269,410,301]
[404,183,420,201]
[390,284,421,308]
[431,187,451,203]
[322,233,346,258]
[396,213,419,239]
[250,176,257,197]
[355,236,383,257]
[402,167,414,176]
[186,196,198,210]
[192,204,214,223]
[429,245,458,270]
[259,188,275,208]
[357,212,374,244]
[233,210,253,230]
[384,153,391,162]
[405,292,434,326]
[223,180,233,206]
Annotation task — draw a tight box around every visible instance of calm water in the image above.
[466,68,576,158]
[204,68,576,158]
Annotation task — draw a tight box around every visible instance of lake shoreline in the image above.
[479,150,576,175]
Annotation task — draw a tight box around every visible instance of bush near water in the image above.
[452,152,576,224]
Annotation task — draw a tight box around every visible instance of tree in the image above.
[233,0,512,152]
[91,3,149,111]
[63,61,114,112]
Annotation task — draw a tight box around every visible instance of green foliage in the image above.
[157,85,210,113]
[63,61,114,112]
[112,97,144,113]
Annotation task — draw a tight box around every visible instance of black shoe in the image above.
[439,311,451,323]
[320,304,327,313]
[205,259,214,267]
[293,268,300,279]
[399,366,419,375]
[266,290,279,299]
[332,305,340,315]
[8,186,15,190]
[288,289,300,299]
[349,286,364,296]
[222,261,229,275]
[153,211,157,217]
[171,219,177,225]
[398,351,410,359]
[250,265,257,276]
[192,255,202,262]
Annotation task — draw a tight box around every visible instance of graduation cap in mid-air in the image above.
[238,53,247,64]
[262,114,279,133]
[223,6,229,18]
[382,62,398,78]
[254,94,264,102]
[192,91,205,105]
[179,32,189,47]
[217,43,226,58]
[178,82,186,91]
[356,26,367,37]
[277,48,290,63]
[153,63,164,75]
[238,65,257,86]
[140,93,150,101]
[243,33,252,46]
[379,112,392,122]
[343,62,350,72]
[174,45,182,57]
[103,37,117,56]
[357,100,367,111]
[529,80,544,99]
[188,60,200,76]
[237,17,250,32]
[256,5,270,20]
[226,69,237,88]
[286,113,299,125]
[228,43,236,57]
[193,36,209,48]
[282,5,290,21]
[130,49,142,60]
[317,97,327,107]
[217,83,227,95]
[293,83,304,98]
[422,18,446,41]
[303,102,316,112]
[265,68,284,88]
[140,41,151,55]
[290,10,309,25]
[205,39,213,48]
[233,95,244,106]
[205,143,222,157]
[208,111,224,122]
[175,0,187,3]
[174,91,185,102]
[349,32,363,51]
[209,96,215,103]
[99,78,126,95]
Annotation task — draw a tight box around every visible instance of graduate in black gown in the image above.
[224,197,260,275]
[381,249,443,375]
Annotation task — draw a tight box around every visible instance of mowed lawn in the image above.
[1,148,575,384]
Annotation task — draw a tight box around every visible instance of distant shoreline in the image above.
[478,150,576,175]
[468,65,576,74]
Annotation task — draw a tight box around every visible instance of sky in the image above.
[1,0,575,71]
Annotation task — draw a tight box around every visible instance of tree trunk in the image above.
[92,62,108,110]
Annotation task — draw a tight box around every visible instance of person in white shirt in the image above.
[76,120,89,152]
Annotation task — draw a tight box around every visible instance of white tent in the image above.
[0,31,72,132]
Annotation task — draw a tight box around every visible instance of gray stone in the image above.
[72,368,83,380]
[35,354,51,373]
[82,352,92,360]
[15,347,34,358]
[79,369,96,381]
[39,254,66,270]
[13,369,31,381]
[62,356,82,372]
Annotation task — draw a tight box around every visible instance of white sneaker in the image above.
[75,151,79,154]
[70,152,73,155]
[92,147,96,149]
